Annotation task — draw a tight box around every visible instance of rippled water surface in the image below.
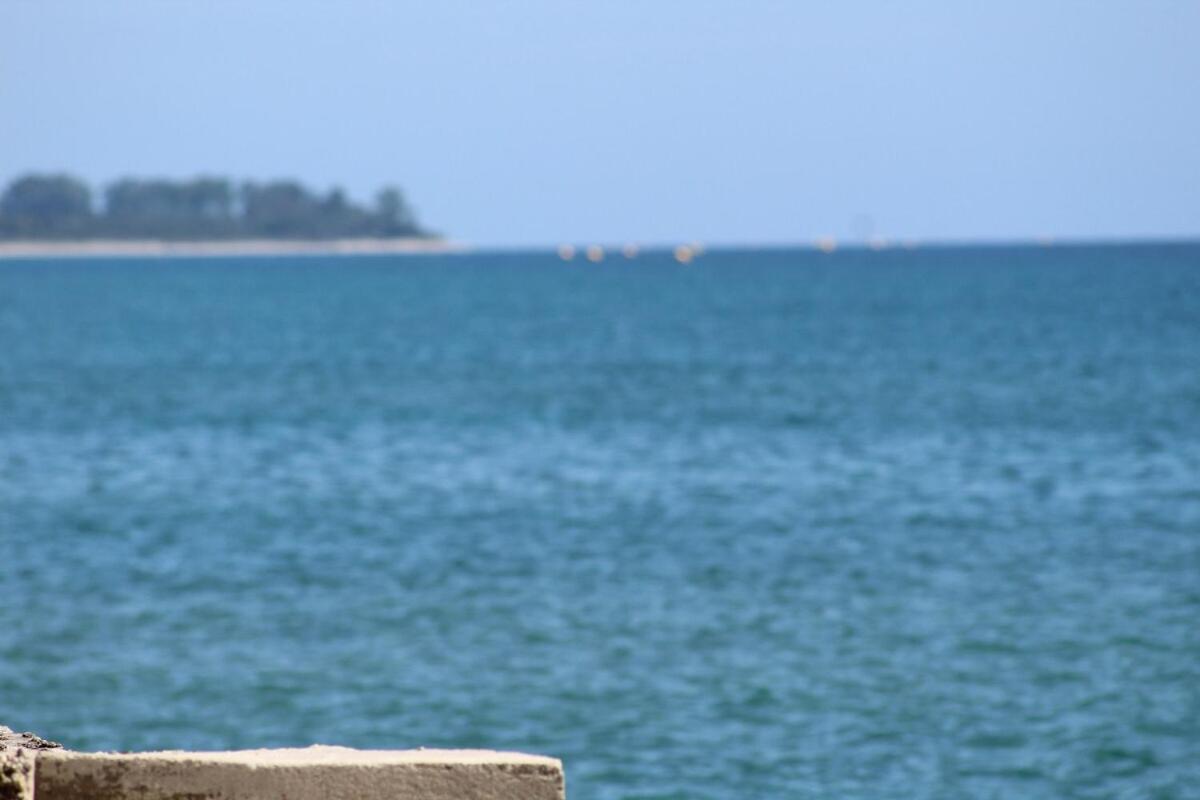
[2,245,1199,798]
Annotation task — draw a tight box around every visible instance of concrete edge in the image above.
[1,726,62,800]
[3,726,564,800]
[34,746,565,800]
[0,748,34,800]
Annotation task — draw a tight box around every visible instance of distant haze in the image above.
[2,1,1197,247]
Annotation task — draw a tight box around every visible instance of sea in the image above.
[1,244,1198,799]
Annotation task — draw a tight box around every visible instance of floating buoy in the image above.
[558,244,576,261]
[586,245,604,263]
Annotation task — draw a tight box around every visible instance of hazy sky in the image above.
[3,1,1197,246]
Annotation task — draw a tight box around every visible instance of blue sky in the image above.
[2,1,1197,246]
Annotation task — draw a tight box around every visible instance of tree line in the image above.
[0,173,431,240]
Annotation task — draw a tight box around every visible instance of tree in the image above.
[183,178,235,223]
[0,173,432,240]
[104,177,236,238]
[241,181,322,237]
[374,186,418,235]
[0,174,93,237]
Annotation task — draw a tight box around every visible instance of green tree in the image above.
[105,177,236,238]
[374,186,418,235]
[0,174,93,237]
[241,181,321,237]
[0,172,432,240]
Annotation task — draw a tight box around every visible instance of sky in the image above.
[2,1,1198,247]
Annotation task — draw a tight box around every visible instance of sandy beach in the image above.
[0,238,462,259]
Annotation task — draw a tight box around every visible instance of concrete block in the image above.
[35,745,565,800]
[0,747,34,800]
[1,725,62,800]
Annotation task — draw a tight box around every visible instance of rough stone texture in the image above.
[0,749,33,800]
[1,725,62,800]
[0,726,63,753]
[35,746,565,800]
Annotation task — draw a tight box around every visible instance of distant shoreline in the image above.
[1,236,1195,260]
[0,238,460,259]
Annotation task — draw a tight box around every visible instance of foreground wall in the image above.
[1,727,60,800]
[0,727,564,800]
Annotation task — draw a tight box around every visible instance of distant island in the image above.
[0,173,435,242]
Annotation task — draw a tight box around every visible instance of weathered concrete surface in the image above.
[0,725,62,800]
[0,747,33,800]
[35,745,565,800]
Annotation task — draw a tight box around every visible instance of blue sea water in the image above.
[1,244,1198,799]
